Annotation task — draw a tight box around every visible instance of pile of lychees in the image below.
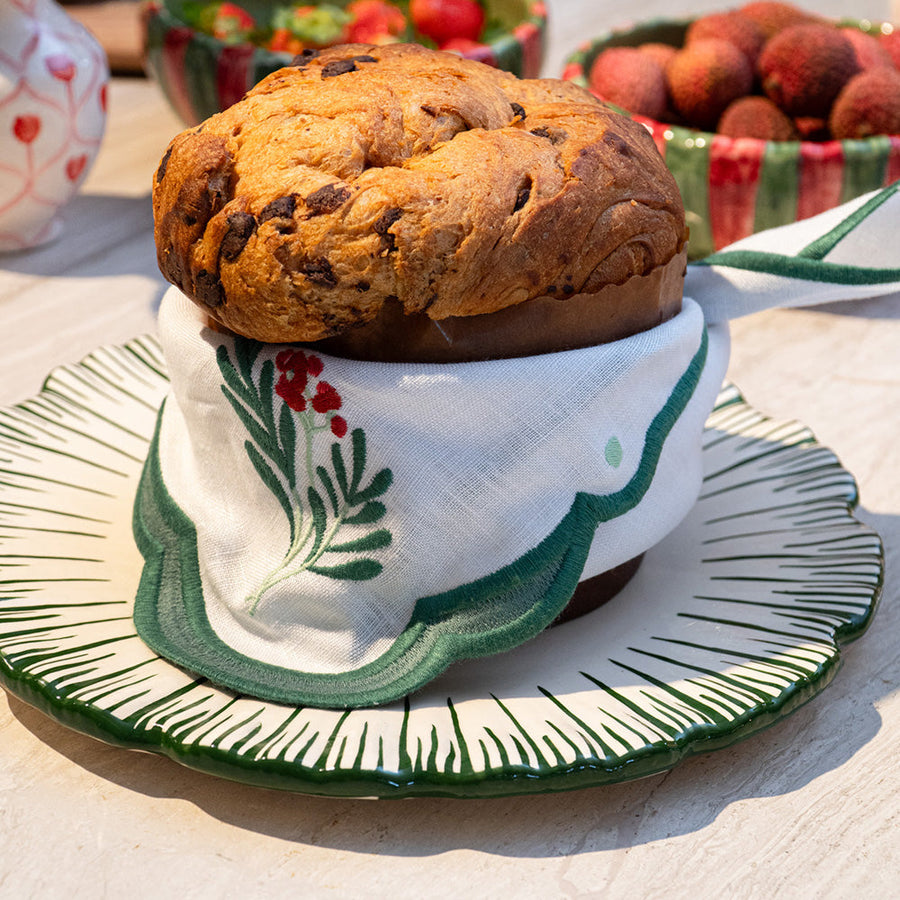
[588,1,900,141]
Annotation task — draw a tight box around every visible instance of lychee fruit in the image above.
[588,47,668,119]
[718,95,800,140]
[880,29,900,69]
[758,23,861,117]
[638,42,678,72]
[737,1,823,40]
[666,38,754,131]
[841,27,894,71]
[685,12,766,67]
[829,66,900,139]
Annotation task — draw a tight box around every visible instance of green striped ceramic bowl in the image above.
[142,0,547,126]
[563,17,900,260]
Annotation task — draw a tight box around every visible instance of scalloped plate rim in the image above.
[0,335,884,798]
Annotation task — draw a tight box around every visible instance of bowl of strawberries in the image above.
[143,0,547,125]
[562,2,900,258]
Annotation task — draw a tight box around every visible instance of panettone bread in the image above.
[152,42,687,350]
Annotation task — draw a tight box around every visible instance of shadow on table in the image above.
[1,192,168,307]
[7,504,896,858]
[798,292,900,320]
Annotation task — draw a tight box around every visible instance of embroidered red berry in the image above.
[306,353,324,377]
[330,414,348,438]
[276,348,297,370]
[410,0,484,45]
[276,348,313,377]
[275,349,311,410]
[275,377,307,411]
[312,381,342,413]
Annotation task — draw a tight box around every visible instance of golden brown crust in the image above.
[153,43,686,343]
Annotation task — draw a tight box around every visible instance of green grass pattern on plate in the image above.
[0,341,884,797]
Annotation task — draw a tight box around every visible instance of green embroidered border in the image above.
[694,181,900,282]
[799,180,898,260]
[133,330,708,708]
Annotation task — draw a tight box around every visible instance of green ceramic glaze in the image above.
[182,36,220,118]
[840,136,892,205]
[754,141,801,235]
[663,128,713,260]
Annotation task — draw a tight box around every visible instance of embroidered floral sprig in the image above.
[216,338,392,615]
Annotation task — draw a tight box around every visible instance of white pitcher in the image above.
[0,0,109,250]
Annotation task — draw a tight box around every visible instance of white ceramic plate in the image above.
[0,337,883,797]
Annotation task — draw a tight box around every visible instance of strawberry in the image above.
[211,2,255,43]
[410,0,485,45]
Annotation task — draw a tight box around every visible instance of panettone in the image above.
[152,43,687,356]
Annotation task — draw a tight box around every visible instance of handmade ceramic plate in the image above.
[0,337,883,797]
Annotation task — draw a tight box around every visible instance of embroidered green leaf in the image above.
[353,468,393,504]
[279,401,297,487]
[605,436,623,468]
[316,465,340,517]
[308,559,384,580]
[216,345,257,410]
[328,528,392,554]
[244,440,296,537]
[331,439,350,499]
[349,427,367,497]
[258,359,276,430]
[220,385,276,462]
[219,356,287,477]
[343,500,386,525]
[306,485,328,560]
[235,336,261,384]
[215,338,394,614]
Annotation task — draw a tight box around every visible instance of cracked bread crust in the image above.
[153,42,686,344]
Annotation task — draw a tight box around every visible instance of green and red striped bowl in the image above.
[563,17,900,259]
[142,0,547,127]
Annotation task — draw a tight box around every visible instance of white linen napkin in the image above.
[134,290,727,701]
[686,182,900,321]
